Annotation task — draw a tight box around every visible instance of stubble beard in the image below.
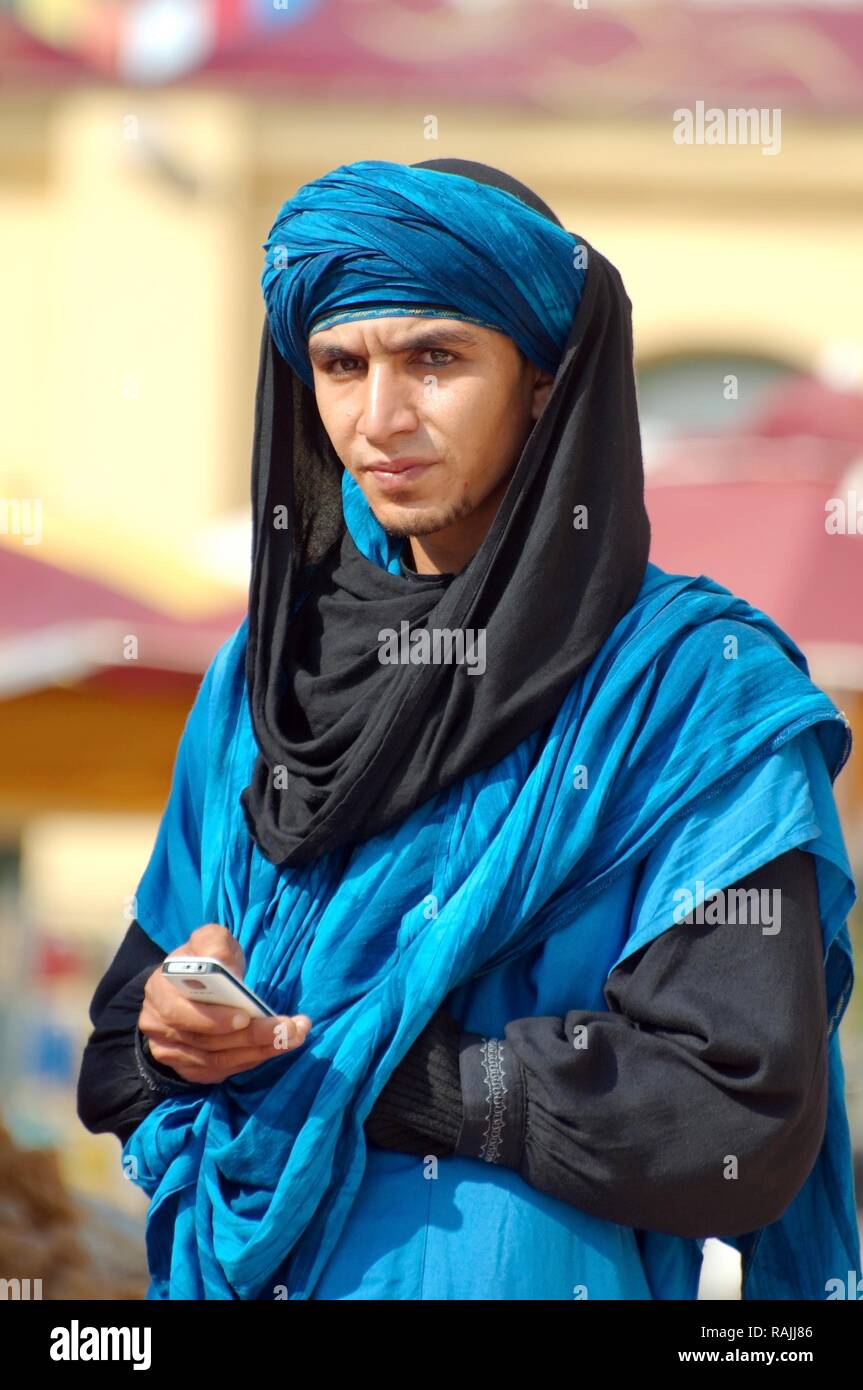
[377,478,476,540]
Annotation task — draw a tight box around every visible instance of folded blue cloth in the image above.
[260,159,586,388]
[121,476,858,1300]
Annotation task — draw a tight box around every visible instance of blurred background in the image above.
[1,0,862,1300]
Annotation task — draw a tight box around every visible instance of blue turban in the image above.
[260,159,586,390]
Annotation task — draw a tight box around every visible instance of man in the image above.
[77,158,859,1300]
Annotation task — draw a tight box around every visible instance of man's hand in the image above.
[138,924,312,1085]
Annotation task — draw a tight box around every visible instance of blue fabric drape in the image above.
[260,160,586,388]
[122,474,859,1300]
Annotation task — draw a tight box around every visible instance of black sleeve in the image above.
[452,847,829,1239]
[76,920,211,1146]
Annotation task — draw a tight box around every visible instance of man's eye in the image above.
[323,349,455,375]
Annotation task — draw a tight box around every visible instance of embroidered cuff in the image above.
[454,1031,525,1170]
[134,1026,202,1095]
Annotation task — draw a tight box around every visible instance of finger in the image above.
[142,1015,312,1056]
[139,1015,235,1050]
[147,973,256,1034]
[181,925,246,975]
[148,1039,294,1080]
[171,1015,312,1053]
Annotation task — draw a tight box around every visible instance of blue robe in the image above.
[122,474,859,1300]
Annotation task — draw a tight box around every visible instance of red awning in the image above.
[646,393,863,687]
[0,544,242,698]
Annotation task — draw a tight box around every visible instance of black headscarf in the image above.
[240,158,651,867]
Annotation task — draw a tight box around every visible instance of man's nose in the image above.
[356,363,418,442]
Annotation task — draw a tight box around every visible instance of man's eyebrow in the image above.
[308,327,480,363]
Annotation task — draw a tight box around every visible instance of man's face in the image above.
[308,317,553,545]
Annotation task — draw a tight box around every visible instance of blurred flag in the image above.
[4,0,318,81]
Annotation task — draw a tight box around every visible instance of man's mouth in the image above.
[361,459,438,487]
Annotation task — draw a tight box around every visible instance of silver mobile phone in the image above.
[161,956,277,1018]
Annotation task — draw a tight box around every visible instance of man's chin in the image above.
[368,498,456,539]
[351,469,470,538]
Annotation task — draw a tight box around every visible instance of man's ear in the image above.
[531,369,555,421]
